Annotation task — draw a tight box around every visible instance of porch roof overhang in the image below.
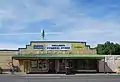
[12,54,105,59]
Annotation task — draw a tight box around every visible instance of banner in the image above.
[45,44,71,50]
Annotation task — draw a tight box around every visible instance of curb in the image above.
[16,74,120,77]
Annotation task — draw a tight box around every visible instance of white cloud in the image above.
[0,0,72,32]
[0,0,120,49]
[45,14,120,48]
[0,0,71,22]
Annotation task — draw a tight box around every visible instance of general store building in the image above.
[11,41,106,74]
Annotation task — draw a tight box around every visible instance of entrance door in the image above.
[59,60,65,72]
[55,59,73,73]
[24,60,30,73]
[49,60,55,73]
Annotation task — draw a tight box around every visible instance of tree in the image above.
[96,41,120,55]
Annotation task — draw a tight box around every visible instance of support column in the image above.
[55,60,59,73]
[104,57,105,73]
[12,57,13,66]
[65,59,67,73]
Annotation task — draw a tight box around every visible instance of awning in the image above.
[12,54,105,59]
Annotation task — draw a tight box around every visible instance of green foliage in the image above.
[96,41,120,55]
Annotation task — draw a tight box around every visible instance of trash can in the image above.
[0,67,3,74]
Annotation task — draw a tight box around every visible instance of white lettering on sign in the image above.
[45,44,71,50]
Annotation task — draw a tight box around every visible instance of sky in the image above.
[0,0,120,49]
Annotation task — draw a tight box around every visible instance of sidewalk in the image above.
[2,71,120,76]
[14,73,120,76]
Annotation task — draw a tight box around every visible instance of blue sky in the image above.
[0,0,120,49]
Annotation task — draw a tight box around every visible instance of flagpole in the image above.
[41,29,45,41]
[41,29,45,54]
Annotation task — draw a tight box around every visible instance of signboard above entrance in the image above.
[33,45,44,49]
[45,44,71,50]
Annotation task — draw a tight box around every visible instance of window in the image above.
[30,60,38,68]
[38,60,49,71]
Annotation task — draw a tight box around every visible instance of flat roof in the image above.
[12,54,105,59]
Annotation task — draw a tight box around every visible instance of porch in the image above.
[12,54,105,74]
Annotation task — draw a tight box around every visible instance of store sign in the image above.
[46,44,71,50]
[74,45,84,48]
[72,43,85,49]
[33,45,44,49]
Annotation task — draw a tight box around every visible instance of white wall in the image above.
[99,55,120,72]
